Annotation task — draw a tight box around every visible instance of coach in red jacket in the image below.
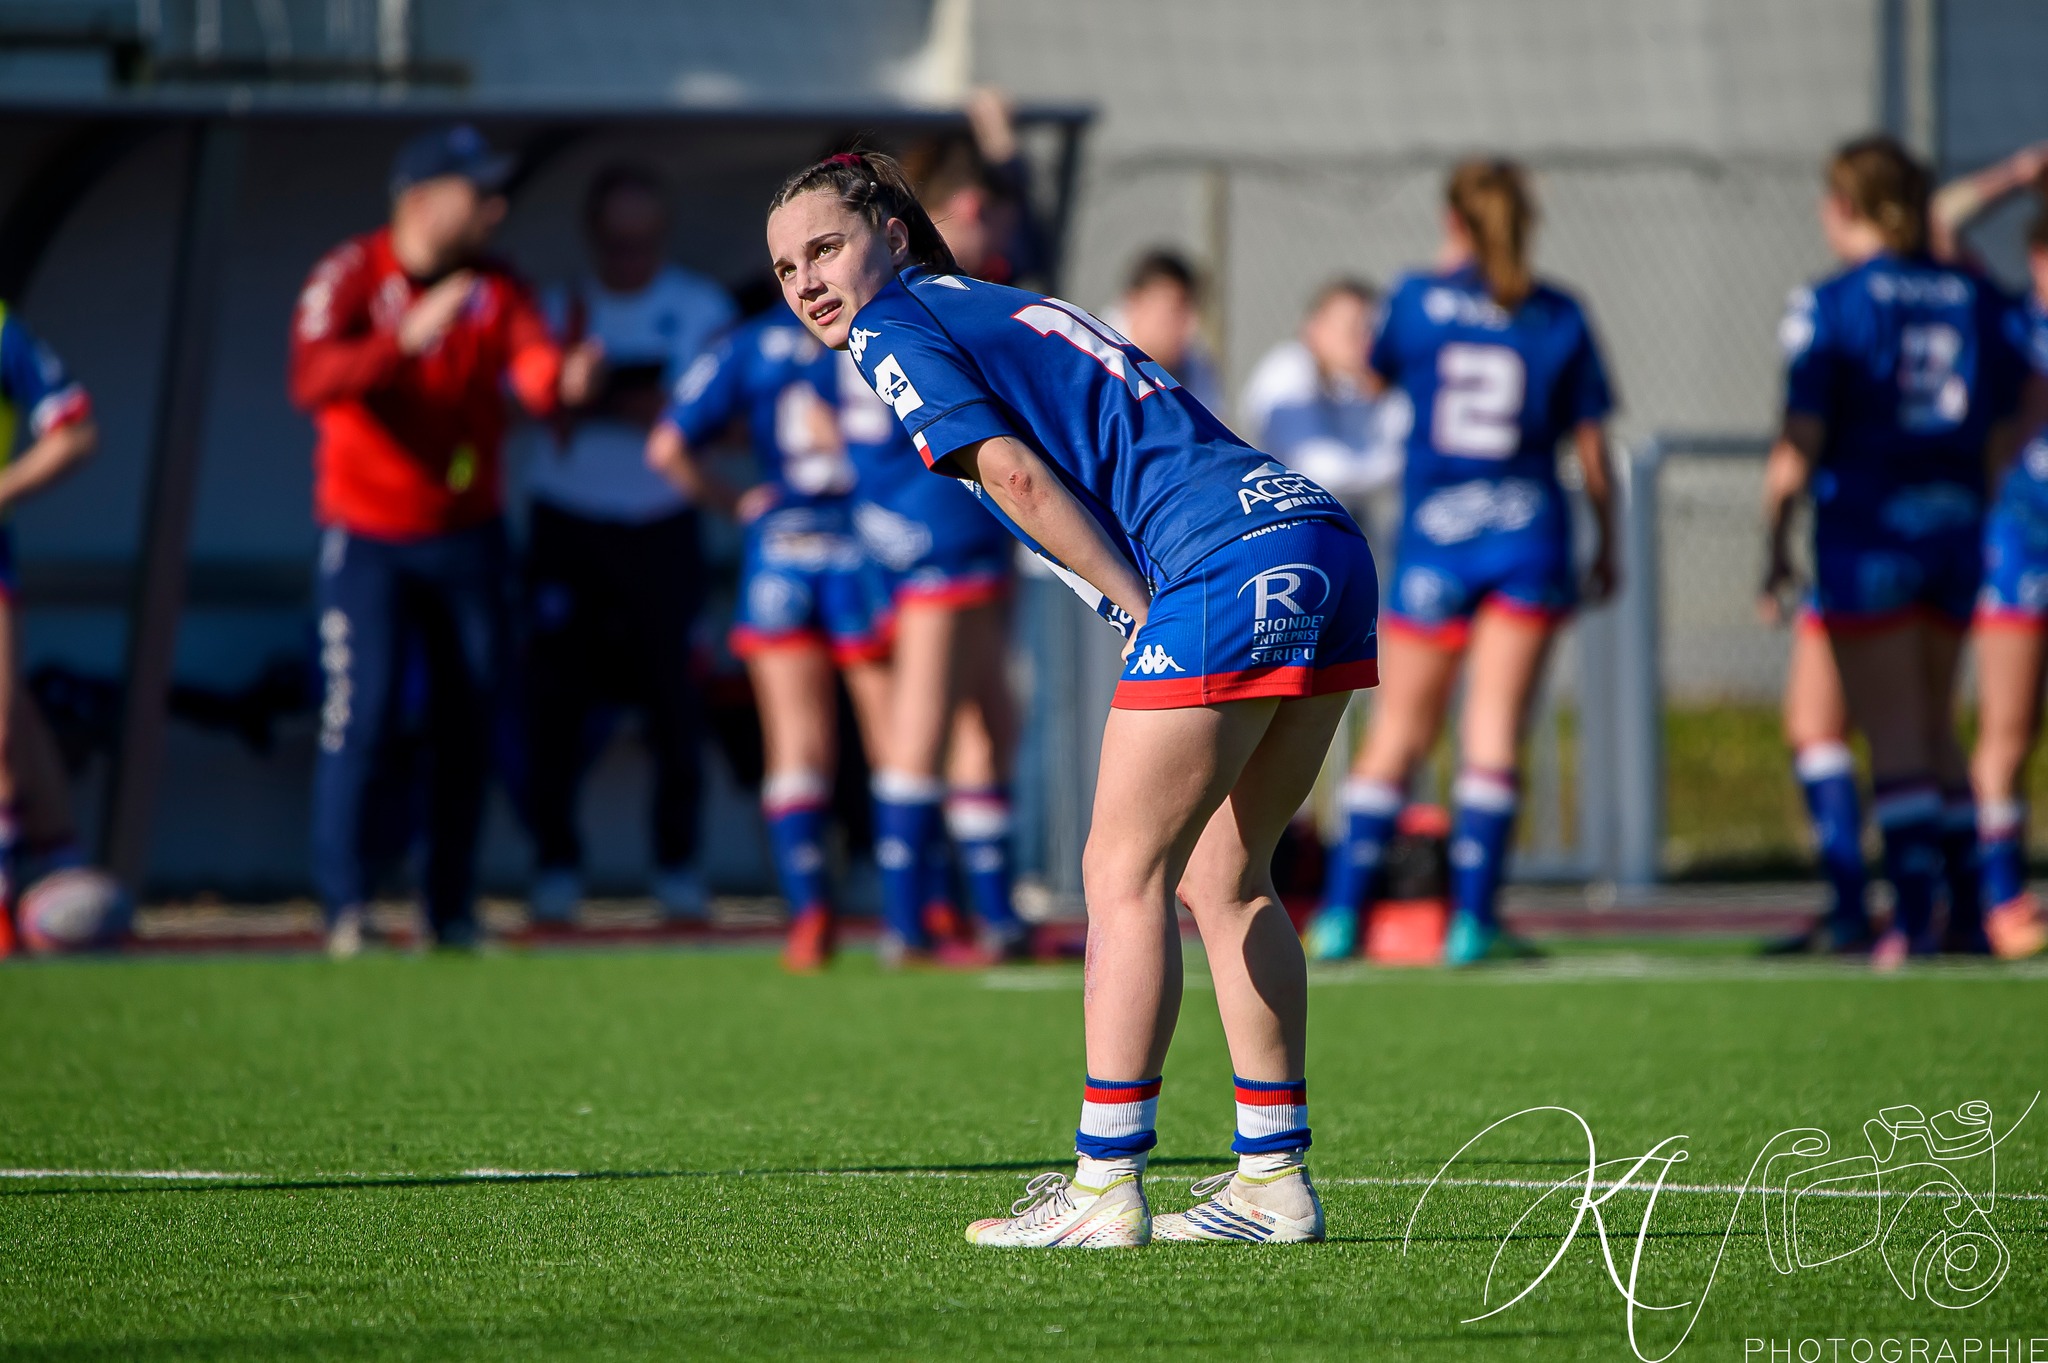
[291,124,598,954]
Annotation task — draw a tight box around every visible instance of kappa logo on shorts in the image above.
[1128,644,1185,675]
[871,354,923,418]
[1238,562,1332,664]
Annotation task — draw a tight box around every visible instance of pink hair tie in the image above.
[825,152,865,168]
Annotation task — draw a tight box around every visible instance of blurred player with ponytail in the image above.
[1761,136,2029,968]
[1305,159,1618,966]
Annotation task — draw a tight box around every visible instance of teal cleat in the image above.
[1304,906,1360,961]
[1443,912,1543,966]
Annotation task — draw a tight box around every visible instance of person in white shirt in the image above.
[524,164,736,924]
[1239,278,1408,539]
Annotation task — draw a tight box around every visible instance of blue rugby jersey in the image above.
[1368,264,1613,516]
[663,314,854,502]
[1781,252,2026,525]
[1989,295,2048,520]
[845,267,1351,591]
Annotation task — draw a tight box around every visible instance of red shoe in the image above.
[922,901,965,944]
[782,905,835,973]
[1985,894,2047,960]
[0,904,14,961]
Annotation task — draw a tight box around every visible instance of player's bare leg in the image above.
[1973,623,2048,958]
[1147,693,1348,1244]
[1439,606,1553,964]
[1773,623,1872,952]
[1305,626,1456,960]
[749,645,847,971]
[942,601,1027,955]
[1832,621,1952,968]
[966,699,1279,1247]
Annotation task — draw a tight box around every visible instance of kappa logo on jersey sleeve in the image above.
[871,354,924,419]
[848,327,881,363]
[1237,462,1339,517]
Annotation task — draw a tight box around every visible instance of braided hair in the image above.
[768,150,961,276]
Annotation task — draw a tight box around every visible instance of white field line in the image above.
[986,958,2048,990]
[5,1166,2045,1203]
[1324,1173,2048,1203]
[0,1169,263,1180]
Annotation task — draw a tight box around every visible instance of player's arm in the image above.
[1931,142,2048,263]
[288,246,414,409]
[1572,421,1618,605]
[504,275,602,418]
[645,346,750,518]
[948,434,1151,628]
[1759,413,1823,625]
[644,419,746,517]
[0,321,96,514]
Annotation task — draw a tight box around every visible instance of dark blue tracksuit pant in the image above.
[312,519,510,937]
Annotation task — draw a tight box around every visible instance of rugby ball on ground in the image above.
[18,868,131,954]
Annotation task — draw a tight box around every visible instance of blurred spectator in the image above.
[1239,278,1408,504]
[0,301,97,956]
[901,87,1049,287]
[289,124,600,955]
[1103,249,1224,411]
[524,165,735,924]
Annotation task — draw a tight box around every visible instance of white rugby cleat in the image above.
[1152,1167,1325,1243]
[965,1169,1150,1248]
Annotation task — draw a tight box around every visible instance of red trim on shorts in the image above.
[1480,596,1571,627]
[894,574,1010,610]
[1973,607,2048,633]
[1794,607,1827,637]
[1383,613,1471,650]
[1817,604,1968,638]
[1384,596,1567,651]
[730,625,831,659]
[1111,658,1378,710]
[830,634,892,667]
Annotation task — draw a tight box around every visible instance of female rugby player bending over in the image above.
[765,151,1378,1247]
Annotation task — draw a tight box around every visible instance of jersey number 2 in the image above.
[1433,343,1524,457]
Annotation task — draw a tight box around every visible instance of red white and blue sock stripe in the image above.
[1231,1076,1310,1154]
[1076,1076,1161,1159]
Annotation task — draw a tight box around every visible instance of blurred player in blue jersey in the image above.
[841,357,1027,962]
[828,129,1044,965]
[647,315,893,972]
[1760,136,2030,969]
[1304,159,1618,967]
[766,151,1377,1246]
[1928,145,2048,959]
[0,303,96,956]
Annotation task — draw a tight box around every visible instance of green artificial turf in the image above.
[0,946,2043,1360]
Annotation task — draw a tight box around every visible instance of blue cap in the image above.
[389,123,514,198]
